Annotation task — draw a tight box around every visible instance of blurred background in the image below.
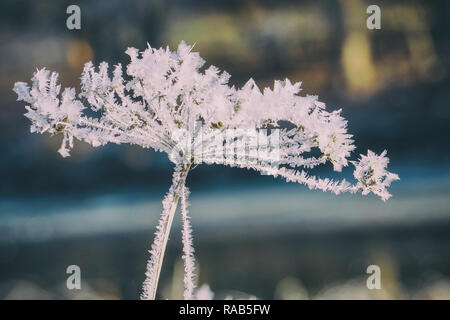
[1,0,450,299]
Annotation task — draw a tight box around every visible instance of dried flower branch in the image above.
[13,41,399,300]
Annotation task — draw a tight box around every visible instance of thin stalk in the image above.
[148,162,191,300]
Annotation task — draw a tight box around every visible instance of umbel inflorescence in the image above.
[13,41,399,300]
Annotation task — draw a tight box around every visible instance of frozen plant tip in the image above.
[13,41,399,300]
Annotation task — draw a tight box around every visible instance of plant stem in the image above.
[149,162,191,300]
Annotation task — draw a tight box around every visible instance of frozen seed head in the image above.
[13,41,398,200]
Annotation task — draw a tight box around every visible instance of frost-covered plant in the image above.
[13,41,399,300]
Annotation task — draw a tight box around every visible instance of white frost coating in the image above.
[180,185,196,300]
[195,284,214,300]
[141,165,183,300]
[14,41,399,300]
[352,150,399,201]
